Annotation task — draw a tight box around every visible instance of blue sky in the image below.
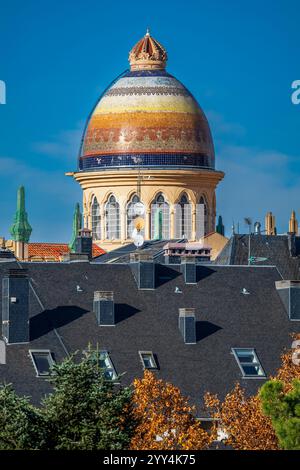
[0,0,299,241]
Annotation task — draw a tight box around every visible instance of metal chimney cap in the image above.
[179,308,196,317]
[94,291,114,301]
[6,268,28,278]
[275,280,300,289]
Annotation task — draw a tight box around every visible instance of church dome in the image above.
[79,31,215,172]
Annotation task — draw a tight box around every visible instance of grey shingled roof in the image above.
[215,234,300,280]
[0,259,299,416]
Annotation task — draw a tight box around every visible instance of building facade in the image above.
[69,31,224,250]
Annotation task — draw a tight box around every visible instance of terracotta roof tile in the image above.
[28,243,105,261]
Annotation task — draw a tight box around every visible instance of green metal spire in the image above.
[69,202,82,252]
[216,215,225,236]
[10,186,32,243]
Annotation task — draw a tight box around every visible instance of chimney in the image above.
[2,269,29,344]
[75,228,93,260]
[265,212,276,235]
[178,308,196,344]
[181,256,197,284]
[288,233,296,257]
[275,280,300,320]
[93,291,115,326]
[130,252,155,289]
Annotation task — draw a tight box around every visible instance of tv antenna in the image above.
[244,217,252,265]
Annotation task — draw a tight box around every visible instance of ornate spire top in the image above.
[69,202,82,252]
[10,186,32,243]
[129,30,167,71]
[289,210,298,235]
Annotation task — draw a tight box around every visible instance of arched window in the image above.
[175,193,192,239]
[91,197,101,240]
[105,195,120,240]
[127,194,144,239]
[151,193,170,240]
[196,196,209,237]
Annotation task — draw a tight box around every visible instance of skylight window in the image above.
[99,350,118,381]
[232,348,265,378]
[29,350,55,377]
[139,351,157,370]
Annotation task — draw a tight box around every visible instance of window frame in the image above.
[29,349,55,378]
[99,350,118,381]
[232,348,266,379]
[139,351,158,370]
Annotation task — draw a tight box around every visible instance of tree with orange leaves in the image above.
[204,384,278,450]
[204,334,300,450]
[130,370,212,450]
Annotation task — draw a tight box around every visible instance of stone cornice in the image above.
[67,168,225,190]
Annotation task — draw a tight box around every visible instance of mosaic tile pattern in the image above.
[80,71,215,170]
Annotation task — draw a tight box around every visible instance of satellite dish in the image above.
[131,228,138,239]
[133,234,144,248]
[133,202,145,216]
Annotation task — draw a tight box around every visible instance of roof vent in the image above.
[275,280,300,320]
[130,251,155,289]
[178,308,196,344]
[254,222,261,235]
[241,287,250,295]
[2,269,29,344]
[93,291,115,326]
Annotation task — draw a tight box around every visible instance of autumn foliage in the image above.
[204,385,278,450]
[204,334,300,450]
[130,370,212,450]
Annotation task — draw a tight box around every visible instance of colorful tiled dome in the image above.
[79,31,215,171]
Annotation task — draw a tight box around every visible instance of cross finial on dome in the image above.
[129,31,167,71]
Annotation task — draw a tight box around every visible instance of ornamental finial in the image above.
[129,31,167,71]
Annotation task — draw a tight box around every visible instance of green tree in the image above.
[0,384,46,450]
[42,348,134,450]
[0,349,134,450]
[260,379,300,450]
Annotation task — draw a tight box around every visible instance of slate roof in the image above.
[215,234,300,280]
[0,259,299,416]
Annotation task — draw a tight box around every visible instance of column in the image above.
[170,204,175,239]
[120,205,126,242]
[100,207,105,240]
[192,203,196,241]
[146,206,151,240]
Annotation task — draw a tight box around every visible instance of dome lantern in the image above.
[129,29,167,71]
